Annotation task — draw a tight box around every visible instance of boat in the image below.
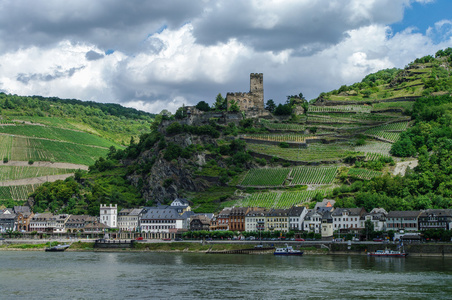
[45,244,71,252]
[367,248,407,257]
[274,244,303,256]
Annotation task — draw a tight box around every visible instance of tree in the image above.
[363,219,375,241]
[228,100,240,112]
[195,101,210,112]
[213,93,226,111]
[265,99,276,113]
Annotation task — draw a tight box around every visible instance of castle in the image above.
[226,73,267,117]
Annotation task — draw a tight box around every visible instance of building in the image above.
[170,198,191,214]
[418,209,452,231]
[226,73,267,117]
[288,206,308,231]
[100,204,117,228]
[362,208,387,232]
[29,213,53,233]
[266,209,290,232]
[65,215,97,233]
[332,208,367,233]
[14,206,33,232]
[190,215,212,231]
[245,208,268,232]
[229,207,253,232]
[386,211,422,232]
[212,208,232,231]
[118,208,143,232]
[0,209,16,232]
[140,206,184,239]
[321,211,334,238]
[49,214,70,234]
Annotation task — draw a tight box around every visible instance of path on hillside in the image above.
[0,174,74,187]
[393,159,418,176]
[1,161,89,170]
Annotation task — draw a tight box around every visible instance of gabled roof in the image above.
[387,211,422,218]
[419,209,452,217]
[141,207,183,220]
[288,206,306,217]
[332,208,366,217]
[267,208,289,217]
[14,206,31,214]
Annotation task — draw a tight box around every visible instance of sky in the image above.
[0,0,451,114]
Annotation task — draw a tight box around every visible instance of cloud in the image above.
[85,50,104,61]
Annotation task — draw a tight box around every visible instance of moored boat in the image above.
[274,244,303,256]
[367,249,407,257]
[45,244,71,252]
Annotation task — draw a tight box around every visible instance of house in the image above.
[245,208,268,232]
[140,206,184,239]
[170,198,191,214]
[100,204,117,228]
[361,208,387,232]
[332,208,367,234]
[29,213,53,233]
[288,206,307,231]
[321,211,334,238]
[84,221,110,234]
[118,208,143,232]
[14,206,34,232]
[0,209,17,232]
[65,215,97,233]
[418,209,452,231]
[229,207,253,232]
[266,208,290,232]
[49,214,70,233]
[386,211,422,232]
[211,208,231,231]
[190,215,211,231]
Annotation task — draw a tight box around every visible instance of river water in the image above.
[1,251,452,299]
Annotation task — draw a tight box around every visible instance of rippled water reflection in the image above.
[1,251,452,299]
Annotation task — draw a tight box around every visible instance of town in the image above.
[1,199,451,242]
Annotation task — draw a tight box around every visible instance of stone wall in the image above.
[226,73,265,116]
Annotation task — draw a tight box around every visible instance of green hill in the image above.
[3,48,452,214]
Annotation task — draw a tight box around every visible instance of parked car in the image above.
[295,238,305,241]
[175,238,183,241]
[135,237,143,241]
[373,238,383,242]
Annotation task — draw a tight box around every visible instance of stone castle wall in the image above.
[226,73,265,114]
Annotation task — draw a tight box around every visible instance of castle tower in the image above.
[100,204,117,228]
[226,73,265,114]
[250,73,263,94]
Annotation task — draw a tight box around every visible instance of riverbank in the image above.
[2,241,452,257]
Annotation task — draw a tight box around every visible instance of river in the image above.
[1,251,451,299]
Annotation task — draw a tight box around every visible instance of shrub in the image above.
[279,142,289,148]
[3,157,8,163]
[28,160,34,165]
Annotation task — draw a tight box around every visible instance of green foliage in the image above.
[265,99,276,112]
[274,103,293,115]
[279,142,289,148]
[228,100,240,112]
[195,101,211,112]
[213,93,227,111]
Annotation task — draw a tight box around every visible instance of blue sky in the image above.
[0,0,451,113]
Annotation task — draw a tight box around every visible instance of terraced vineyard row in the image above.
[348,168,383,180]
[309,105,372,113]
[371,121,410,131]
[240,166,338,186]
[0,136,108,165]
[240,168,290,186]
[354,141,392,156]
[234,189,331,208]
[241,134,316,143]
[0,124,120,148]
[0,184,39,201]
[365,152,391,161]
[365,129,401,143]
[0,166,77,181]
[290,167,338,185]
[260,121,305,131]
[247,143,355,162]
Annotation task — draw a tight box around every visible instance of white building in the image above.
[332,208,366,232]
[245,208,268,232]
[288,206,308,231]
[100,204,117,228]
[140,205,184,239]
[118,208,143,232]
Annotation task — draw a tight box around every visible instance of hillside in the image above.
[6,48,452,215]
[0,94,154,208]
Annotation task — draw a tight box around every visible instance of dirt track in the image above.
[393,159,418,176]
[1,161,89,170]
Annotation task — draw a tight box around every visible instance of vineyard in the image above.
[231,189,332,209]
[0,166,77,181]
[354,141,392,156]
[364,129,401,143]
[0,136,109,165]
[247,142,355,162]
[259,120,305,132]
[241,134,316,143]
[240,166,338,187]
[0,124,121,148]
[309,105,372,113]
[348,168,383,180]
[0,184,40,201]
